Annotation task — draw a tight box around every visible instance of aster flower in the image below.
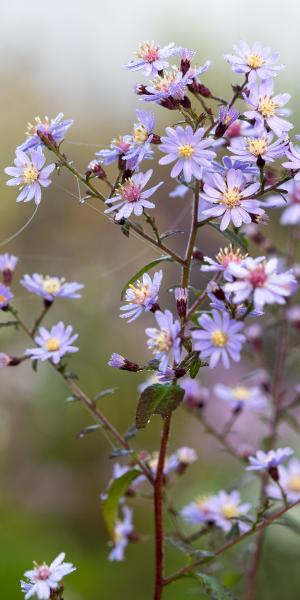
[282,140,300,180]
[140,63,209,106]
[201,244,248,279]
[0,283,13,309]
[108,353,139,372]
[123,110,155,170]
[21,274,83,302]
[210,156,259,176]
[265,180,300,226]
[120,270,162,322]
[25,322,79,365]
[267,458,300,502]
[167,447,198,474]
[0,253,18,285]
[169,183,190,198]
[21,552,76,599]
[229,129,288,165]
[224,41,284,83]
[224,256,297,310]
[181,496,216,525]
[159,125,216,182]
[192,309,245,369]
[19,113,73,152]
[5,147,55,206]
[124,41,177,77]
[207,490,251,533]
[109,506,134,561]
[243,79,292,137]
[181,377,210,409]
[201,168,262,231]
[174,287,188,319]
[146,309,181,372]
[246,447,294,471]
[104,170,163,221]
[96,135,132,167]
[214,383,268,411]
[215,106,239,138]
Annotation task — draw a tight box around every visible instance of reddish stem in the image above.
[154,415,171,600]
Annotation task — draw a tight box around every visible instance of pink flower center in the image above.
[120,181,141,203]
[249,266,267,287]
[113,138,131,154]
[138,42,159,63]
[37,565,51,581]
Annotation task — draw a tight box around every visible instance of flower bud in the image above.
[174,287,188,320]
[108,353,139,372]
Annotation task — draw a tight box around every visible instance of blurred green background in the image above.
[1,0,300,598]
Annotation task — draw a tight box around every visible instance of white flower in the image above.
[21,552,76,599]
[109,506,133,561]
[267,458,300,502]
[208,490,251,533]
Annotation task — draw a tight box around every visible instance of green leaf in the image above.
[120,221,130,237]
[189,357,202,379]
[160,229,184,240]
[102,468,140,536]
[77,424,101,438]
[0,320,18,328]
[135,383,184,429]
[207,222,248,251]
[195,573,238,600]
[121,256,173,300]
[165,535,214,560]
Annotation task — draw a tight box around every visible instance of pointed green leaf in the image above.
[195,573,238,600]
[102,468,140,536]
[135,383,184,429]
[121,256,173,300]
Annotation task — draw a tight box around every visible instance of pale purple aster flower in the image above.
[246,447,294,471]
[282,140,300,180]
[207,490,251,533]
[123,110,155,170]
[167,447,198,473]
[215,106,239,138]
[229,129,288,165]
[140,63,209,105]
[104,170,163,221]
[96,136,132,167]
[207,290,263,319]
[120,270,162,322]
[109,506,134,562]
[201,168,262,231]
[265,180,300,225]
[181,496,215,525]
[25,322,79,365]
[21,552,76,599]
[267,458,300,502]
[243,79,292,137]
[210,156,259,176]
[108,353,139,372]
[124,42,177,77]
[214,383,268,411]
[224,41,284,83]
[181,377,210,409]
[5,147,55,206]
[146,309,181,372]
[19,113,73,152]
[0,284,13,309]
[21,274,83,301]
[192,309,246,369]
[201,244,248,278]
[169,183,190,198]
[159,126,216,182]
[0,253,18,285]
[224,256,297,310]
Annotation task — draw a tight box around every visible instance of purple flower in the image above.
[214,383,268,411]
[108,353,139,372]
[201,244,248,278]
[120,270,162,322]
[19,113,73,152]
[192,309,245,369]
[282,140,300,180]
[207,490,251,533]
[159,125,215,182]
[267,458,300,502]
[21,552,76,600]
[243,79,292,137]
[96,136,132,166]
[180,496,215,525]
[0,284,13,309]
[246,447,294,471]
[146,309,181,372]
[0,253,18,285]
[21,274,83,301]
[169,183,190,198]
[123,110,155,170]
[201,168,262,230]
[224,41,284,83]
[108,506,133,562]
[25,322,79,365]
[224,257,297,310]
[0,353,11,368]
[104,170,163,221]
[5,147,55,206]
[140,63,209,105]
[124,42,177,77]
[229,129,288,165]
[215,106,239,138]
[211,156,259,176]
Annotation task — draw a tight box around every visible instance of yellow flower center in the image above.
[45,337,60,352]
[258,96,277,118]
[288,475,300,492]
[178,144,194,159]
[152,329,172,353]
[129,281,151,304]
[211,330,228,347]
[23,164,39,185]
[221,187,241,208]
[216,244,247,267]
[232,386,251,401]
[246,53,265,69]
[0,294,7,304]
[42,277,62,295]
[152,69,177,92]
[222,503,239,519]
[247,137,269,157]
[133,124,148,144]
